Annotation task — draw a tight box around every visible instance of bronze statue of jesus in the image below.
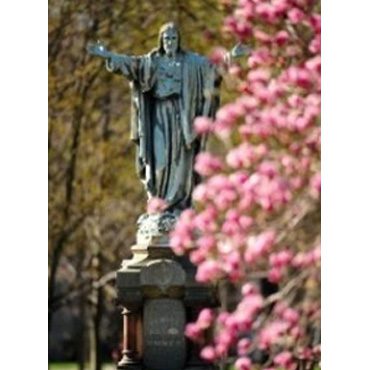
[88,23,249,243]
[89,22,222,215]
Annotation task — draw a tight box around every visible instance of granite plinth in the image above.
[115,243,218,370]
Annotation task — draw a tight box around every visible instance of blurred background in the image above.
[48,1,232,369]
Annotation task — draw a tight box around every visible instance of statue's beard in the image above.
[164,47,176,57]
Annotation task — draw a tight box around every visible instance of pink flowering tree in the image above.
[170,1,320,369]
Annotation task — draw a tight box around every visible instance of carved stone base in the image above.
[136,212,178,246]
[116,243,219,370]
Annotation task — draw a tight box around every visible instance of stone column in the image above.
[117,307,141,369]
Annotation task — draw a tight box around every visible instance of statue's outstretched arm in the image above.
[224,43,252,65]
[87,41,116,59]
[87,41,139,78]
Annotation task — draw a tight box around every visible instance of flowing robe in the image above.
[107,50,220,213]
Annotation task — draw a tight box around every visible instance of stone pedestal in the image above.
[116,242,218,370]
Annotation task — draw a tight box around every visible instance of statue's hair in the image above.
[156,22,182,55]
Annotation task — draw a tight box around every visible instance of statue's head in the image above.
[158,22,181,56]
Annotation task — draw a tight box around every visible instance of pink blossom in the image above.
[309,13,321,33]
[196,234,216,251]
[237,338,251,356]
[235,357,252,370]
[274,351,293,368]
[223,251,243,281]
[240,215,254,229]
[275,30,290,45]
[194,116,213,134]
[309,35,321,53]
[238,95,260,110]
[223,15,237,35]
[255,143,268,156]
[245,230,275,263]
[269,250,293,268]
[235,20,253,39]
[271,0,289,14]
[312,245,321,262]
[310,172,321,198]
[215,343,228,357]
[290,325,303,340]
[259,161,278,178]
[259,321,289,349]
[197,308,214,329]
[200,346,217,361]
[193,184,208,202]
[222,219,241,236]
[239,294,263,315]
[214,188,238,210]
[248,48,273,68]
[273,301,288,316]
[190,249,207,264]
[179,208,196,223]
[231,143,259,168]
[223,249,241,267]
[306,93,321,107]
[305,55,321,73]
[282,308,300,325]
[230,171,249,186]
[250,82,276,103]
[195,153,224,177]
[217,312,230,325]
[297,346,314,360]
[147,197,167,214]
[193,207,218,232]
[208,174,232,191]
[229,64,242,77]
[292,252,311,268]
[288,7,305,24]
[226,143,254,169]
[287,94,304,108]
[286,45,301,57]
[237,189,253,211]
[235,1,254,20]
[217,240,234,254]
[248,68,271,83]
[216,328,235,346]
[241,283,258,296]
[209,46,228,65]
[196,260,222,282]
[185,323,202,341]
[216,102,245,125]
[170,234,189,255]
[285,66,313,89]
[268,267,282,283]
[254,29,272,43]
[170,209,196,254]
[255,2,282,23]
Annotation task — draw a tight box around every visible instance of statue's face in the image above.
[162,28,179,57]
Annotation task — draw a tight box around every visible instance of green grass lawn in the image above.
[49,364,115,370]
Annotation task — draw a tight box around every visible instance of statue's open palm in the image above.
[87,41,110,58]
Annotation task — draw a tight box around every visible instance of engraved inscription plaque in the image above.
[143,298,186,369]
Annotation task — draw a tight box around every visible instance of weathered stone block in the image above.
[143,298,186,370]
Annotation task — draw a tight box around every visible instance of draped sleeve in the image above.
[106,54,142,81]
[106,53,156,94]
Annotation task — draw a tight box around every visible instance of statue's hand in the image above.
[230,43,252,59]
[87,41,111,59]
